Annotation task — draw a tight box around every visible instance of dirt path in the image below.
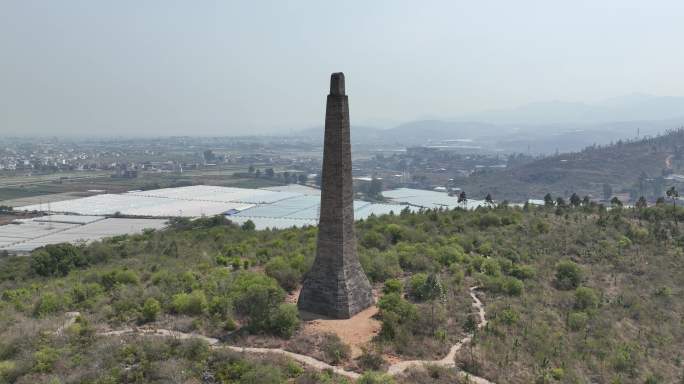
[385,287,493,383]
[80,286,493,382]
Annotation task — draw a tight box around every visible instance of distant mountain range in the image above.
[293,94,684,154]
[462,94,684,125]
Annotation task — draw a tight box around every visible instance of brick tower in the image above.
[297,73,374,318]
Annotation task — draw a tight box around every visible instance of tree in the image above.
[556,197,566,208]
[30,243,87,277]
[241,220,256,231]
[140,298,161,323]
[610,196,623,208]
[570,193,581,207]
[458,191,468,208]
[248,165,255,174]
[666,186,679,224]
[485,193,494,207]
[544,193,554,208]
[265,168,275,178]
[255,169,262,178]
[417,274,446,334]
[555,260,582,290]
[635,196,647,210]
[297,174,307,184]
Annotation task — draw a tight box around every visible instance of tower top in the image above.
[330,72,345,96]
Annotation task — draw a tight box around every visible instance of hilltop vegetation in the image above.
[460,128,684,202]
[0,200,683,383]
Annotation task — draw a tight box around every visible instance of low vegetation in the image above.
[0,198,683,383]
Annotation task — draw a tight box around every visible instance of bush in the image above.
[482,259,501,276]
[383,278,403,294]
[362,230,387,250]
[70,282,105,307]
[321,333,351,365]
[497,308,520,325]
[101,268,139,289]
[378,293,417,320]
[140,298,161,323]
[172,290,208,315]
[360,249,402,282]
[33,346,60,373]
[408,273,428,301]
[555,260,583,290]
[269,303,300,338]
[231,273,286,334]
[358,372,395,384]
[30,243,86,277]
[574,287,599,311]
[478,213,501,228]
[265,257,301,291]
[510,264,536,280]
[503,277,523,296]
[568,311,588,331]
[34,292,63,317]
[0,360,18,382]
[357,347,385,371]
[240,364,284,384]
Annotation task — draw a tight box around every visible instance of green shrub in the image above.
[360,249,402,282]
[497,308,520,325]
[574,287,599,311]
[438,245,466,265]
[383,278,403,294]
[140,298,161,323]
[503,277,523,296]
[321,333,351,365]
[172,290,208,315]
[510,264,536,280]
[478,213,501,228]
[33,346,59,373]
[70,282,104,306]
[231,272,285,334]
[34,292,63,317]
[239,364,284,384]
[101,269,140,289]
[265,257,301,291]
[362,230,387,250]
[208,296,232,319]
[358,371,395,384]
[550,367,565,380]
[555,260,583,290]
[568,311,588,331]
[269,303,299,338]
[0,360,18,382]
[378,293,417,320]
[482,258,501,276]
[30,243,86,277]
[408,273,428,301]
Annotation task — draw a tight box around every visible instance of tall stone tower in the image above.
[298,73,374,319]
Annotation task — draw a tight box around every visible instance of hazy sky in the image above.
[1,1,683,136]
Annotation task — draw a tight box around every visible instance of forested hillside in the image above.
[0,200,683,383]
[460,128,684,202]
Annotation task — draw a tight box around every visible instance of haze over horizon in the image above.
[2,1,684,136]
